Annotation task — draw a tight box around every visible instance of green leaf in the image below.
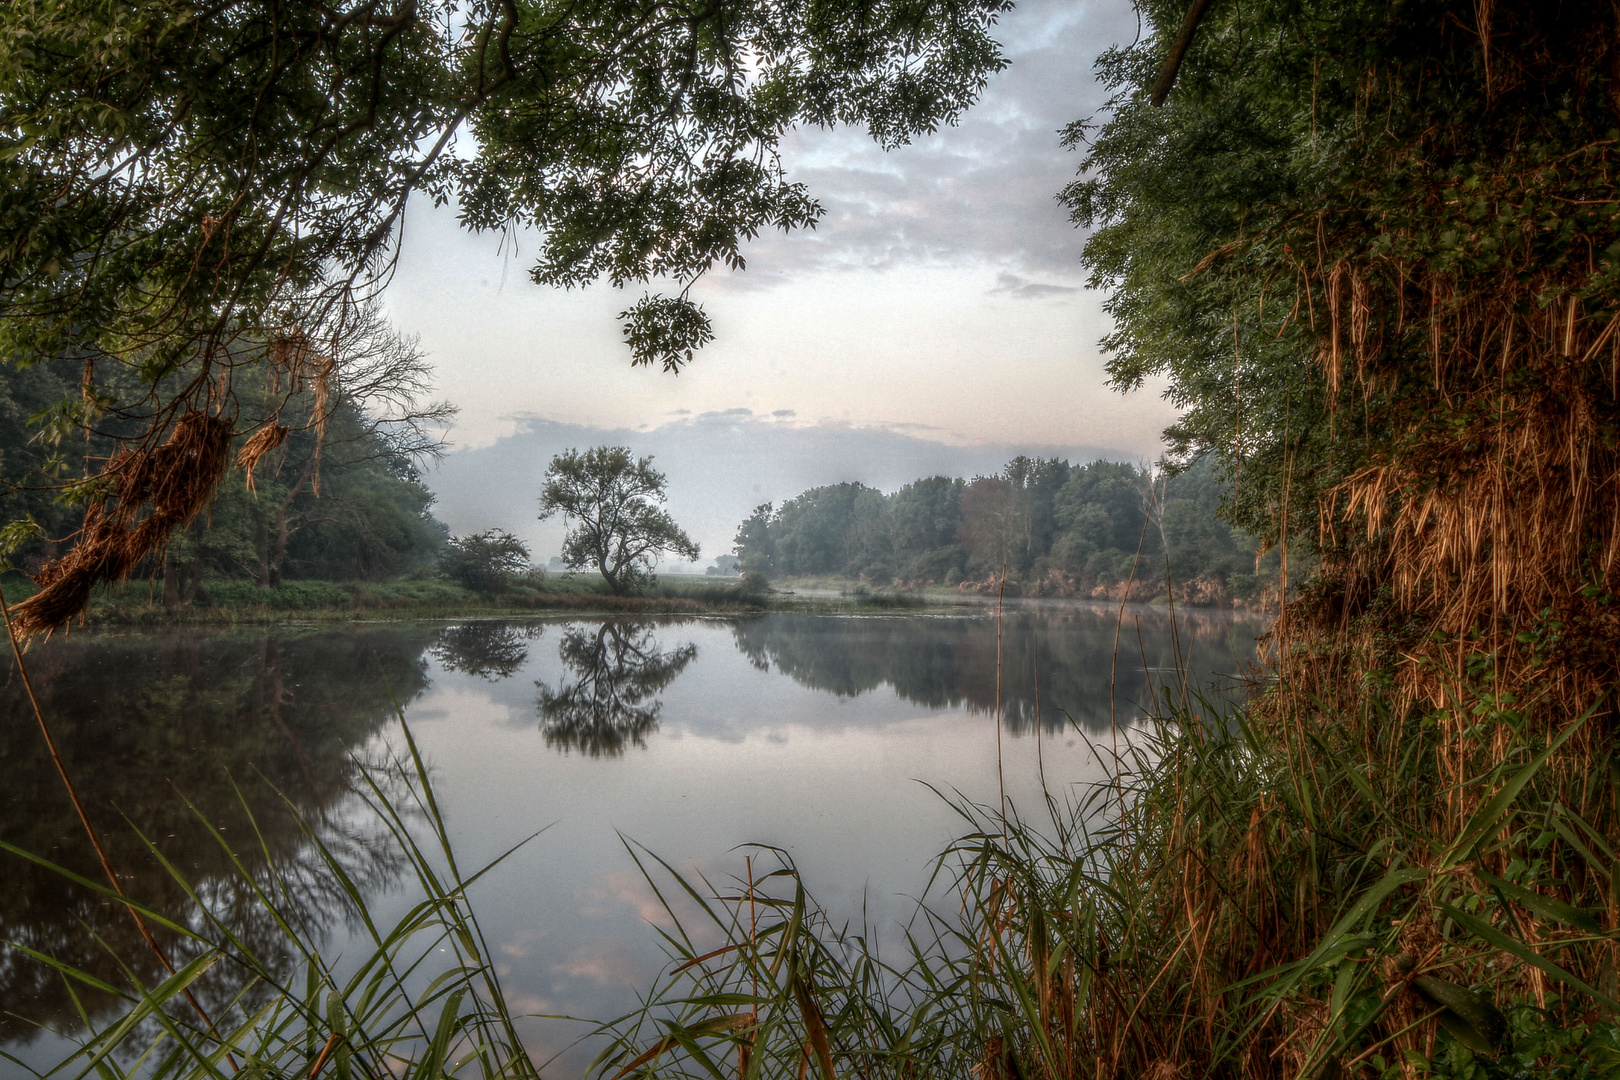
[1475,871,1603,933]
[1440,901,1620,1011]
[1439,706,1594,870]
[1410,975,1506,1055]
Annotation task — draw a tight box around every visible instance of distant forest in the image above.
[733,456,1292,607]
[0,355,446,605]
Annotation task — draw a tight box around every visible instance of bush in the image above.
[437,531,531,593]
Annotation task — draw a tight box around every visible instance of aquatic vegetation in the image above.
[2,719,540,1080]
[597,677,1620,1078]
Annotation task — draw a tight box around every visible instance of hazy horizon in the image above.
[424,410,1147,567]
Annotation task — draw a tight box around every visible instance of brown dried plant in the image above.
[9,411,234,636]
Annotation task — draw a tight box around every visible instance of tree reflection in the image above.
[430,621,541,680]
[730,609,1259,733]
[0,627,434,1047]
[537,622,697,757]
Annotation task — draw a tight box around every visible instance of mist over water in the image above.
[0,605,1264,1075]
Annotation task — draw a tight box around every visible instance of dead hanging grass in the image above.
[236,422,290,493]
[9,411,233,636]
[1273,214,1620,741]
[269,326,335,493]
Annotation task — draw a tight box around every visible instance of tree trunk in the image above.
[254,513,271,589]
[599,556,622,595]
[162,548,180,610]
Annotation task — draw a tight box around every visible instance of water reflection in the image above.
[732,607,1256,733]
[431,621,544,680]
[536,622,698,757]
[1,608,1264,1072]
[0,627,435,1045]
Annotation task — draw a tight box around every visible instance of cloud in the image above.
[555,941,645,990]
[692,0,1138,290]
[500,928,548,959]
[987,271,1081,299]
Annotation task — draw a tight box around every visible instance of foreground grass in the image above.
[602,687,1620,1080]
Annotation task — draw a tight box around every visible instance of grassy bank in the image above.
[0,572,982,628]
[0,572,780,626]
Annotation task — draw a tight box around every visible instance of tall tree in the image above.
[539,447,698,595]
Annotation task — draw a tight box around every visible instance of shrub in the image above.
[437,531,531,593]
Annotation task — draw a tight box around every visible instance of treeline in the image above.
[0,350,447,607]
[733,456,1290,607]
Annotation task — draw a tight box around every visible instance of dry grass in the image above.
[11,411,234,637]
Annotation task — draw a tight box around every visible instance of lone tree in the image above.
[539,448,698,595]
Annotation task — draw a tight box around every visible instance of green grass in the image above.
[0,571,778,626]
[0,570,967,628]
[587,674,1620,1080]
[10,596,1616,1078]
[10,676,1619,1079]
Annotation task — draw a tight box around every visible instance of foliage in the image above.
[0,351,448,607]
[0,0,1011,629]
[1065,0,1620,704]
[2,712,543,1080]
[437,530,532,593]
[540,447,700,596]
[1037,9,1620,1071]
[733,456,1287,605]
[14,641,1620,1080]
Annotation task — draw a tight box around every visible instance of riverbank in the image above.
[0,572,989,627]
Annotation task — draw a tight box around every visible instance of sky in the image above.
[383,0,1173,563]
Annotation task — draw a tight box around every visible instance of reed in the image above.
[9,643,1616,1078]
[2,716,542,1080]
[594,671,1620,1079]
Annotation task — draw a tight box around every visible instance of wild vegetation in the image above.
[613,0,1620,1076]
[541,447,701,597]
[735,455,1288,607]
[0,0,1008,634]
[0,317,450,612]
[5,0,1620,1078]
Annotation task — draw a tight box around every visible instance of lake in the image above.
[0,603,1266,1075]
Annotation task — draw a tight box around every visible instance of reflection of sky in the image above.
[393,608,1262,1076]
[1,608,1262,1078]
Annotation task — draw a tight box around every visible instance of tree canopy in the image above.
[734,456,1285,606]
[1068,0,1620,698]
[0,0,1011,632]
[540,446,699,595]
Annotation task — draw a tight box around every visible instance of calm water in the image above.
[0,604,1265,1075]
